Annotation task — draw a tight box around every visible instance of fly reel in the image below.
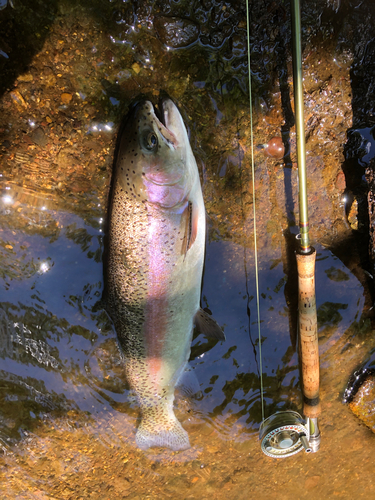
[259,411,320,458]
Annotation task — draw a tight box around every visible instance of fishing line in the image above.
[236,117,261,386]
[245,0,264,423]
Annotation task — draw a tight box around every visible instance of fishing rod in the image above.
[246,0,321,457]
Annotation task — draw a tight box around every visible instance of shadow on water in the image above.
[0,0,58,98]
[332,1,375,311]
[273,6,299,351]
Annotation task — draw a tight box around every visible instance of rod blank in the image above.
[291,0,310,253]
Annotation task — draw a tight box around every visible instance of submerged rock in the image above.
[347,372,375,432]
[31,127,48,147]
[262,136,285,159]
[154,16,199,48]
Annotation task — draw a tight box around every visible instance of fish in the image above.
[104,97,225,451]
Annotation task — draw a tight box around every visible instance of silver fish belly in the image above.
[105,98,211,451]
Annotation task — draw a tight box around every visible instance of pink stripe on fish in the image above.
[144,205,169,380]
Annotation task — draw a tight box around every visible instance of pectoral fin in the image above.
[181,201,199,257]
[194,308,225,340]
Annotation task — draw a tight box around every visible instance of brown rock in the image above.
[61,92,73,104]
[31,127,48,147]
[17,73,33,83]
[335,171,346,191]
[349,374,375,432]
[10,89,27,109]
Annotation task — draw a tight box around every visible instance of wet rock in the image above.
[346,195,368,232]
[203,23,233,48]
[56,148,79,168]
[154,16,199,48]
[263,137,285,159]
[131,62,141,74]
[41,66,57,87]
[366,158,375,267]
[68,177,91,193]
[60,92,73,104]
[335,171,346,191]
[230,33,246,57]
[17,73,33,83]
[10,90,27,109]
[31,127,48,147]
[348,373,375,432]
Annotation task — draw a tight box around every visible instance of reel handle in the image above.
[296,248,321,418]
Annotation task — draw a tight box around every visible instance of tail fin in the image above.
[136,415,190,451]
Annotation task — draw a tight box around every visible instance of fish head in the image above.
[116,98,198,209]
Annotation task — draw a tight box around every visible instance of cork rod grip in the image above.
[296,248,321,419]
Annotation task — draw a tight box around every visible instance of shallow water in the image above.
[1,0,375,498]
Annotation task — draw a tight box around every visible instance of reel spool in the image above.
[259,411,316,458]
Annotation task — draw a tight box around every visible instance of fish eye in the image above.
[148,133,157,149]
[142,131,158,151]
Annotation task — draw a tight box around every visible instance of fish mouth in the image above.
[148,97,179,151]
[142,98,186,188]
[150,96,186,151]
[160,97,187,146]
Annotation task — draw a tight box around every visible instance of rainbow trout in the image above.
[105,98,224,451]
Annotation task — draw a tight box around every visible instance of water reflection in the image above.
[0,186,366,455]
